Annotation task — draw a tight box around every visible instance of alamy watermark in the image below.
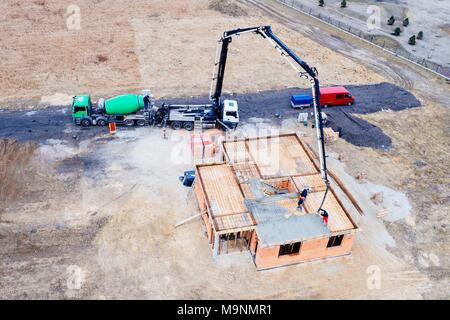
[66,5,81,30]
[366,265,381,290]
[66,264,83,290]
[366,5,381,31]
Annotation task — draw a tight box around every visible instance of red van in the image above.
[320,87,355,107]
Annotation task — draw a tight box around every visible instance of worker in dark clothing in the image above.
[297,196,305,211]
[319,209,329,225]
[143,94,150,111]
[297,187,311,211]
[300,188,309,198]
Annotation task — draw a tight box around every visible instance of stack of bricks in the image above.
[191,133,215,163]
[323,127,339,143]
[191,133,204,161]
[202,134,214,162]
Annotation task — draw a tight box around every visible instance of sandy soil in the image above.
[0,0,383,108]
[0,140,37,213]
[0,0,448,300]
[0,126,430,299]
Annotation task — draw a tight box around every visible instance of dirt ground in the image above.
[0,0,384,109]
[0,0,449,299]
[283,0,450,71]
[0,140,37,213]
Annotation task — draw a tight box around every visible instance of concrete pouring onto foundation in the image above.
[194,133,358,269]
[256,214,330,248]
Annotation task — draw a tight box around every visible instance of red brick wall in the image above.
[255,234,355,269]
[195,172,214,244]
[249,231,258,253]
[201,213,213,244]
[194,173,207,213]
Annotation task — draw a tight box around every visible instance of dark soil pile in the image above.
[208,0,248,17]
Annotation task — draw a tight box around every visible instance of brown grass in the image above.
[33,0,46,6]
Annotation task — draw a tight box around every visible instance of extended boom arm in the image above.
[210,26,329,196]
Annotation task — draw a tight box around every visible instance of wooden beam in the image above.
[244,139,263,178]
[213,232,220,257]
[212,210,251,218]
[295,133,321,174]
[328,187,359,230]
[216,226,256,235]
[196,167,220,231]
[174,211,206,228]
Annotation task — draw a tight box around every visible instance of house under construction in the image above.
[194,133,358,270]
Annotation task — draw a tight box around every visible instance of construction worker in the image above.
[319,209,329,225]
[143,94,150,111]
[297,187,311,211]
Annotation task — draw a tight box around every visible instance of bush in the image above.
[96,54,109,63]
[387,16,395,25]
[208,0,248,17]
[318,0,324,7]
[341,0,347,8]
[393,27,401,36]
[417,31,423,40]
[408,35,416,45]
[403,18,409,27]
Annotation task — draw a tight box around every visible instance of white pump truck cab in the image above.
[161,99,239,131]
[221,99,239,129]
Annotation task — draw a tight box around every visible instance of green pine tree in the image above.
[393,27,401,36]
[341,0,347,8]
[403,18,409,27]
[417,31,423,40]
[408,35,416,45]
[387,16,395,25]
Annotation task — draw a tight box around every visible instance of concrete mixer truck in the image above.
[72,94,150,127]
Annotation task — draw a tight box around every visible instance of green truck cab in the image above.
[72,95,94,126]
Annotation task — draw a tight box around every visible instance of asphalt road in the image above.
[159,82,421,149]
[0,82,421,149]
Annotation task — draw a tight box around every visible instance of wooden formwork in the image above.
[292,174,327,192]
[194,133,359,265]
[323,127,339,143]
[304,191,355,233]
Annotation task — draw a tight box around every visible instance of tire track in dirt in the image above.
[243,0,417,90]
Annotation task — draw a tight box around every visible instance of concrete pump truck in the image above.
[212,25,330,210]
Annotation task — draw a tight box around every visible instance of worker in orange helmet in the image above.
[319,209,329,225]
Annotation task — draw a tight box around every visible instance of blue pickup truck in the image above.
[290,94,313,109]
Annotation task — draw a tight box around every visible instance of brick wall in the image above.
[254,233,355,269]
[194,172,213,244]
